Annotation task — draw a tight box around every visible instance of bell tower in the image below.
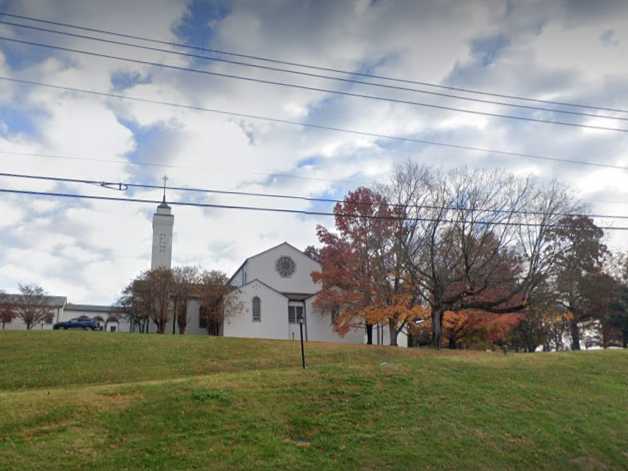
[151,176,174,269]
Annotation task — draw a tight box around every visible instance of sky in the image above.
[1,0,628,304]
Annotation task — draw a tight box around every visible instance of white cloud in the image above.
[0,0,627,303]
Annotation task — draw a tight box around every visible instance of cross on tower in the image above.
[162,175,168,203]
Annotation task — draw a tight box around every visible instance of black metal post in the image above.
[299,318,306,369]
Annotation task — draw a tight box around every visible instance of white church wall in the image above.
[3,316,55,331]
[2,306,63,331]
[183,298,206,335]
[229,266,245,288]
[61,307,130,333]
[304,297,364,344]
[244,243,321,294]
[224,280,290,340]
[370,323,409,347]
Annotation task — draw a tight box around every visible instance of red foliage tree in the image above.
[312,187,416,345]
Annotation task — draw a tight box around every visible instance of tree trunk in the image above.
[366,323,373,345]
[432,308,444,349]
[388,319,398,346]
[448,336,457,349]
[622,330,627,348]
[569,319,581,351]
[177,304,187,334]
[171,300,177,335]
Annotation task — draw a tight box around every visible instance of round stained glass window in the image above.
[275,256,296,278]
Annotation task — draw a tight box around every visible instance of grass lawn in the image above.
[0,332,627,470]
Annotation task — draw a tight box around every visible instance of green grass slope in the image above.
[0,331,627,470]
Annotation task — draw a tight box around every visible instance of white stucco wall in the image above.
[234,243,321,294]
[224,280,290,340]
[61,307,131,333]
[222,243,403,346]
[222,282,364,344]
[2,306,63,331]
[370,322,408,347]
[304,297,364,344]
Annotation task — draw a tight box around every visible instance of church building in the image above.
[224,242,364,343]
[146,196,406,346]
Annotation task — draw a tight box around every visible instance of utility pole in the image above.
[298,314,306,369]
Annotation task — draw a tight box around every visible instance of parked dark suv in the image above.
[53,318,101,331]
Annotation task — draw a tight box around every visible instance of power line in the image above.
[2,36,627,134]
[3,76,628,172]
[0,149,180,168]
[3,149,626,207]
[0,150,370,185]
[3,187,628,230]
[1,19,626,123]
[3,171,628,221]
[2,11,626,115]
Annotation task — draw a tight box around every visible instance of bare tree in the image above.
[14,284,50,330]
[0,290,16,329]
[119,281,150,333]
[198,270,240,336]
[120,268,175,334]
[171,266,199,334]
[389,162,575,348]
[145,268,175,334]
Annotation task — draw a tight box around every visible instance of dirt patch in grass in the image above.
[570,456,609,470]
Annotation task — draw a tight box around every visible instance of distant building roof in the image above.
[65,304,124,313]
[0,294,67,307]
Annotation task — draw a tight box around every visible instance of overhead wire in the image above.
[3,187,628,230]
[0,19,625,123]
[2,11,627,115]
[2,171,628,221]
[2,76,628,172]
[1,36,627,133]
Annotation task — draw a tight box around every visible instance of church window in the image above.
[288,305,303,324]
[275,256,296,278]
[252,297,261,322]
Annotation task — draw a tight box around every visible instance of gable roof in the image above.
[0,294,67,308]
[65,304,124,313]
[234,278,289,299]
[227,241,319,285]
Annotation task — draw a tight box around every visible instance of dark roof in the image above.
[0,294,67,307]
[157,193,171,210]
[65,304,124,313]
[236,278,288,298]
[283,292,318,301]
[234,280,319,300]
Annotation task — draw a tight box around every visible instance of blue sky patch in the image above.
[111,70,152,91]
[174,0,231,48]
[0,106,46,139]
[469,33,510,67]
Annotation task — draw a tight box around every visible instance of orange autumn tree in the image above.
[443,310,523,349]
[312,187,420,346]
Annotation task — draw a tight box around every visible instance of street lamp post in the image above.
[298,315,306,369]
